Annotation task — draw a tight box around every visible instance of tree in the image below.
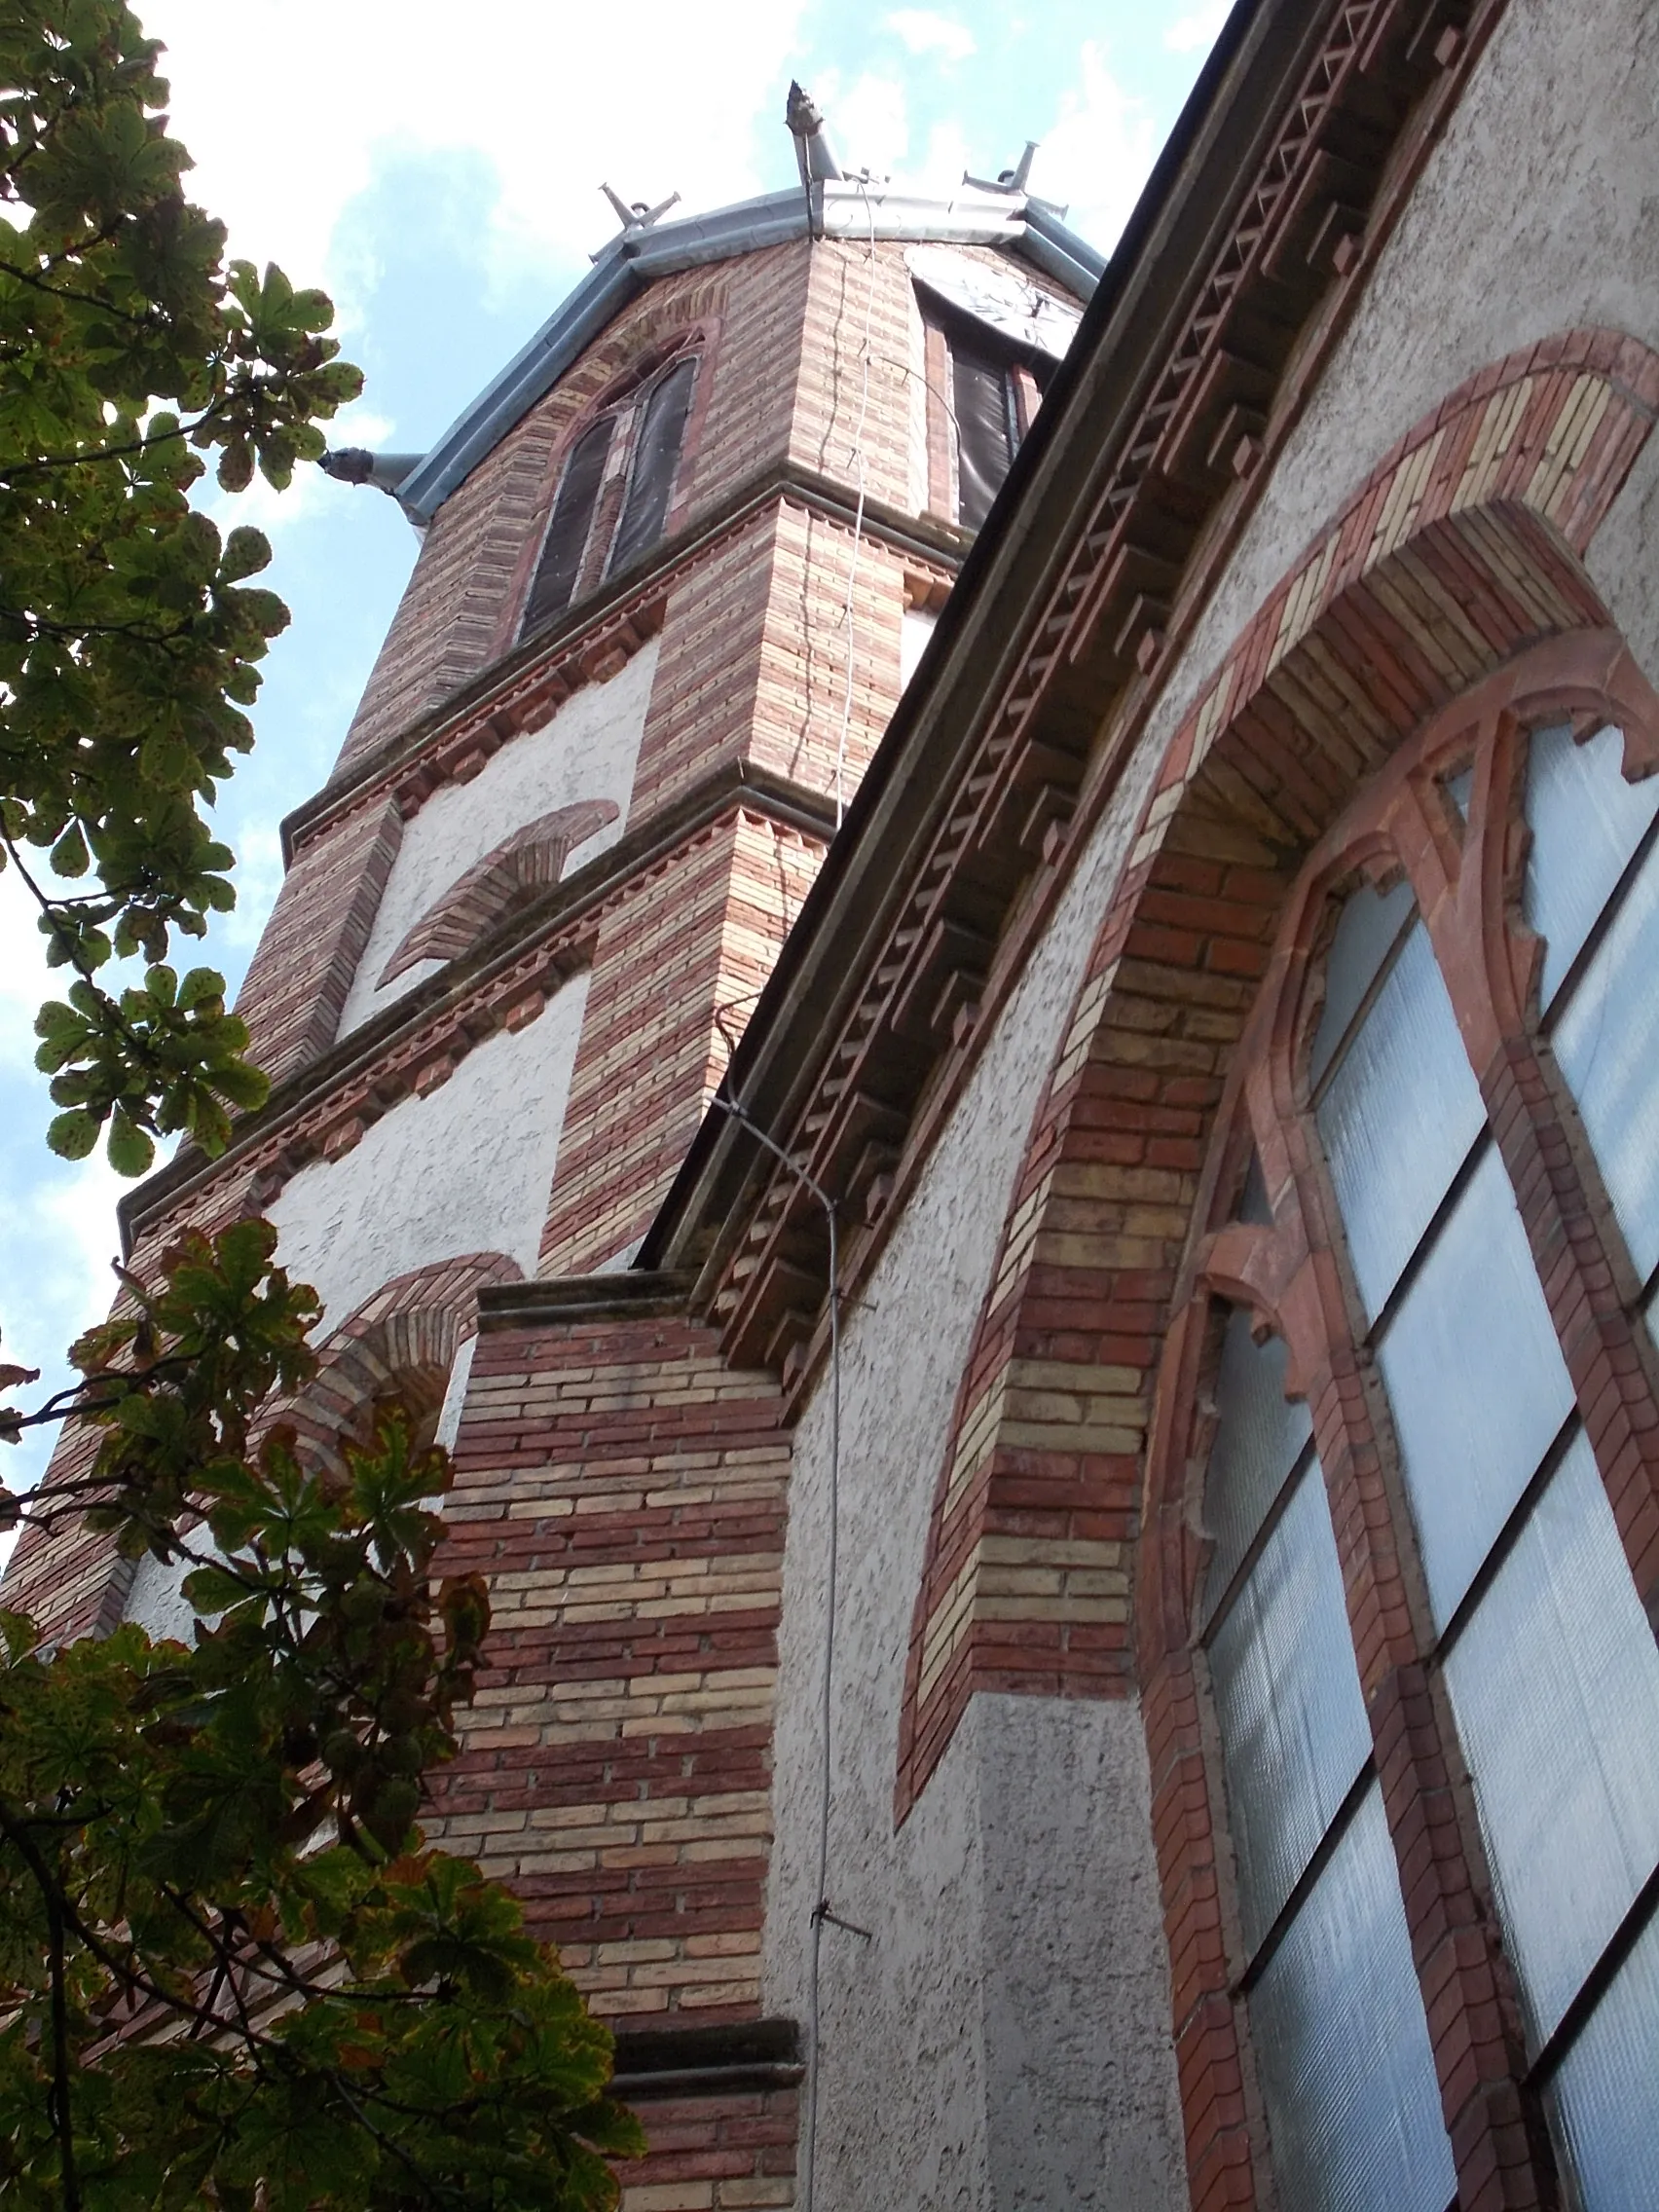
[1,1,357,1177]
[0,1219,643,2208]
[0,10,640,2203]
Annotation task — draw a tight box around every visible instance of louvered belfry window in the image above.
[1180,652,1659,2210]
[522,415,613,633]
[521,354,698,641]
[936,310,1051,531]
[608,357,696,579]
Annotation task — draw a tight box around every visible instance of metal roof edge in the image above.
[394,181,1103,521]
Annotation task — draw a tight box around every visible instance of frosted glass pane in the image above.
[1317,921,1486,1320]
[1309,876,1418,1090]
[1201,1311,1314,1616]
[1548,1906,1659,2212]
[1525,719,1659,1011]
[1444,1431,1659,2043]
[1378,1146,1575,1628]
[1443,766,1474,821]
[1553,838,1659,1286]
[1252,1785,1456,2212]
[1210,1461,1370,1954]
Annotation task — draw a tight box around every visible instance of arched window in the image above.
[521,353,699,640]
[1179,646,1659,2210]
[522,415,613,632]
[920,299,1052,529]
[607,356,696,579]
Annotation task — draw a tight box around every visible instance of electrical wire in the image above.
[831,180,880,829]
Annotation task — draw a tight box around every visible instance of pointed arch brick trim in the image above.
[379,800,620,984]
[276,1250,522,1475]
[894,328,1659,1825]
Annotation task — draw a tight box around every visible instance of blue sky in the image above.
[0,0,1230,1496]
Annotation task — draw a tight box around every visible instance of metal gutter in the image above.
[391,182,1103,521]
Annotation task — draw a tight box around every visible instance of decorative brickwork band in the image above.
[380,800,619,984]
[274,1250,522,1474]
[430,1293,792,2028]
[894,329,1659,1833]
[235,797,403,1086]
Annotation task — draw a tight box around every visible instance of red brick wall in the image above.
[235,798,402,1085]
[338,246,814,774]
[539,810,824,1277]
[431,1302,792,2026]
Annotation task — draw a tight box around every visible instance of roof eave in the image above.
[393,182,1103,521]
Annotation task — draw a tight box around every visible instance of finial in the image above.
[962,140,1067,217]
[786,79,844,189]
[595,182,682,257]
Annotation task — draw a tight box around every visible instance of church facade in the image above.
[11,0,1659,2205]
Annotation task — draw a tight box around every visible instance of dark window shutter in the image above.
[608,359,696,577]
[523,416,613,634]
[950,334,1017,531]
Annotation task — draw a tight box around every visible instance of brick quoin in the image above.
[429,1301,792,2029]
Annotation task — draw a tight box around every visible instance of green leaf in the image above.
[47,1107,102,1159]
[106,1104,155,1176]
[49,822,91,877]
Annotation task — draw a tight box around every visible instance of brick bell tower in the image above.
[7,90,1098,2203]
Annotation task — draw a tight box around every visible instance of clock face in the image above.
[906,244,1083,360]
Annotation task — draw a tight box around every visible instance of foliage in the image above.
[0,2,363,1173]
[0,1221,642,2208]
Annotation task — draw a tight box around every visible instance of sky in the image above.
[0,0,1232,1497]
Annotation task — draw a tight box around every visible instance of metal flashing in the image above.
[387,180,1103,522]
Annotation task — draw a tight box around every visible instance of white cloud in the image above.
[143,1,809,322]
[1029,41,1161,255]
[884,11,977,61]
[825,70,913,179]
[1165,3,1232,55]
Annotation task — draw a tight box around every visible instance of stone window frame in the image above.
[1159,630,1659,2212]
[518,338,706,643]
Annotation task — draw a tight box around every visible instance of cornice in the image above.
[119,762,836,1256]
[474,1269,697,1334]
[284,463,967,865]
[641,0,1507,1387]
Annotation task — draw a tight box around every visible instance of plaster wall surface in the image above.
[337,643,656,1036]
[125,1548,203,1644]
[268,971,590,1335]
[1151,0,1659,754]
[763,727,1183,2210]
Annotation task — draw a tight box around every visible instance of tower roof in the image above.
[376,94,1104,524]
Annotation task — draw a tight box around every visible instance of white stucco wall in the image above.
[1151,0,1659,760]
[269,971,589,1334]
[900,607,938,689]
[762,18,1659,2190]
[337,640,658,1036]
[765,729,1184,2211]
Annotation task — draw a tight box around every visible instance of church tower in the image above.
[6,94,1098,2206]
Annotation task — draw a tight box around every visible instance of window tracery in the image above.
[1172,637,1659,2209]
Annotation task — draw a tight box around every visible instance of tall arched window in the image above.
[1174,638,1659,2210]
[521,353,699,640]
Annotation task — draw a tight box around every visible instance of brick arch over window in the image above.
[895,327,1659,1826]
[378,799,619,984]
[1138,631,1659,2212]
[276,1250,521,1476]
